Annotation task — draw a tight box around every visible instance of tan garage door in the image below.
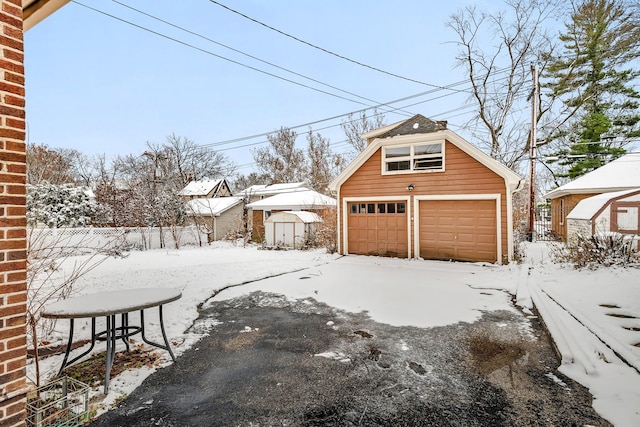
[347,201,408,257]
[419,199,497,263]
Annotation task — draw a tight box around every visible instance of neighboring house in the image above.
[264,211,323,248]
[246,189,336,242]
[186,197,244,242]
[543,152,640,241]
[179,178,232,200]
[329,114,523,264]
[565,188,640,249]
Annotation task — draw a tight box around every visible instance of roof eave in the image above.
[23,0,71,31]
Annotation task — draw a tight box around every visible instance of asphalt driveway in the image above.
[90,290,610,426]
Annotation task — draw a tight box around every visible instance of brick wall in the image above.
[0,0,27,425]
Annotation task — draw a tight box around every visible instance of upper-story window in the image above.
[382,141,444,174]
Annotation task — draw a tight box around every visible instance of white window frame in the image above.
[381,140,444,175]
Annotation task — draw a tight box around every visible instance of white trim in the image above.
[342,196,412,258]
[413,194,503,264]
[380,140,445,175]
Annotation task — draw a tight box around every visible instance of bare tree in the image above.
[341,109,386,160]
[26,143,76,185]
[306,129,345,194]
[252,127,307,183]
[447,0,559,170]
[164,134,236,190]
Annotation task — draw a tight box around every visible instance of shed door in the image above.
[347,201,408,257]
[274,222,295,246]
[419,199,497,263]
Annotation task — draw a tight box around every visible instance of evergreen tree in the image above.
[544,0,640,178]
[27,183,96,228]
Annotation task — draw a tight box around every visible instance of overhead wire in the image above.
[72,1,396,108]
[73,1,532,169]
[207,0,473,94]
[110,0,416,117]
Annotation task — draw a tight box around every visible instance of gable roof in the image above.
[361,114,448,142]
[185,196,243,216]
[543,152,640,199]
[330,118,523,193]
[246,189,336,210]
[179,179,228,197]
[567,188,640,221]
[239,182,308,197]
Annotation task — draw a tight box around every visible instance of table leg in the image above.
[121,313,130,352]
[58,318,97,375]
[104,314,117,394]
[140,306,176,362]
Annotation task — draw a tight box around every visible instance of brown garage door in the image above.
[347,201,408,257]
[419,199,497,263]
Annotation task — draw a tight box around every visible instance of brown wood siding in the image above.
[340,141,510,261]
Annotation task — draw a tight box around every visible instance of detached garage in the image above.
[329,114,523,264]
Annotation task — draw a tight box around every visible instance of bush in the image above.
[551,233,639,269]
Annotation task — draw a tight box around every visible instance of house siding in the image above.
[0,1,28,424]
[213,203,243,241]
[339,141,510,261]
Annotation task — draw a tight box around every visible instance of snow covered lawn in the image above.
[32,241,640,426]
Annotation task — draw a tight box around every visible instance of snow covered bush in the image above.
[27,182,96,228]
[551,233,639,269]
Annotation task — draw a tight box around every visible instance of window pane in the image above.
[414,158,443,170]
[387,203,396,214]
[360,203,367,214]
[397,203,406,214]
[350,203,358,214]
[385,147,410,158]
[377,203,386,214]
[367,203,375,214]
[414,143,441,155]
[386,160,411,171]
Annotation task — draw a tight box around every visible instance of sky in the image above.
[33,240,640,426]
[24,0,490,175]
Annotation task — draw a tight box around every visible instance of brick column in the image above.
[0,0,27,425]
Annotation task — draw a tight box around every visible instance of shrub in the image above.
[551,232,639,269]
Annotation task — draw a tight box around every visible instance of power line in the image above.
[110,0,415,117]
[72,1,390,107]
[207,0,472,94]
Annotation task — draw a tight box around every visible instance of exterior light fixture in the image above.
[407,184,415,191]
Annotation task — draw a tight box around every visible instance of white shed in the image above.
[264,211,322,248]
[567,188,640,249]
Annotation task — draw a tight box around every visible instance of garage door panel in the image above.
[348,202,408,258]
[419,199,497,263]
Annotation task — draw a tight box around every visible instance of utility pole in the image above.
[528,64,539,242]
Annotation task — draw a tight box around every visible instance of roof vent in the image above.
[413,123,420,129]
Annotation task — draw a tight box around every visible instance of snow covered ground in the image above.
[32,241,640,426]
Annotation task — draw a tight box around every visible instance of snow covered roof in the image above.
[246,190,336,210]
[544,152,640,199]
[265,211,323,223]
[186,196,243,216]
[238,182,308,196]
[179,179,223,197]
[567,188,640,220]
